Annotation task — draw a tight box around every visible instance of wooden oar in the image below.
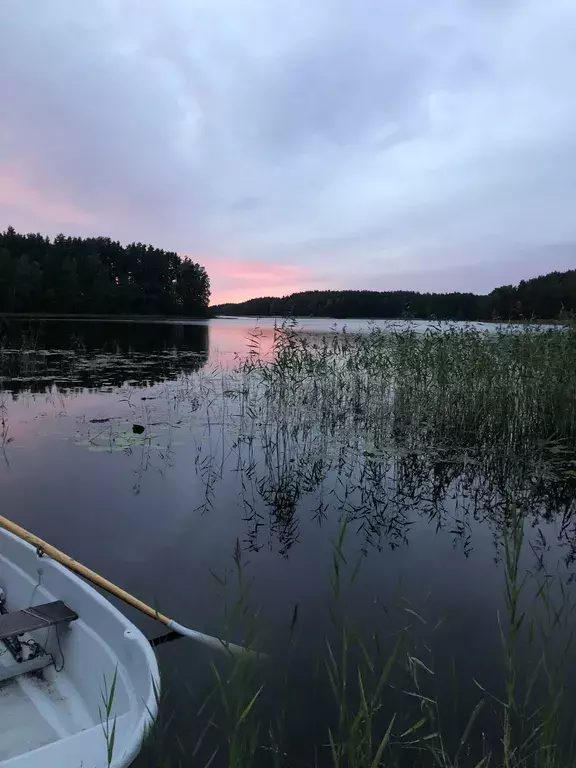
[0,514,253,657]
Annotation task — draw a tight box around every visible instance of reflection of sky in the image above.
[208,317,279,365]
[0,390,114,448]
[0,369,508,647]
[1,316,563,438]
[1,317,574,760]
[0,367,539,750]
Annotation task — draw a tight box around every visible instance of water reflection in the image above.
[0,319,209,393]
[1,318,576,766]
[4,318,573,569]
[189,410,576,568]
[63,359,576,571]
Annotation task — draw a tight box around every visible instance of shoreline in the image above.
[0,312,565,325]
[0,312,211,322]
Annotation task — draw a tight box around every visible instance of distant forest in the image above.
[213,269,576,321]
[0,226,210,316]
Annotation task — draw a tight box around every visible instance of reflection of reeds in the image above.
[211,321,576,560]
[163,322,576,765]
[6,318,576,765]
[149,516,576,768]
[0,392,9,451]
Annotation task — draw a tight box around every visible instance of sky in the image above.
[1,0,576,304]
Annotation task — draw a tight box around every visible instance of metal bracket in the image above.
[0,651,52,682]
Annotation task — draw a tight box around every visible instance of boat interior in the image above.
[0,532,135,766]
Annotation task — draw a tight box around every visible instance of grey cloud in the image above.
[237,30,426,153]
[0,1,208,239]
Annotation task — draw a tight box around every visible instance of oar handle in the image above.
[0,514,259,657]
[0,514,171,624]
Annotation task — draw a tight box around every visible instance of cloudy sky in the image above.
[1,0,576,303]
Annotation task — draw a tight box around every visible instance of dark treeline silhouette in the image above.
[0,226,210,316]
[213,269,576,321]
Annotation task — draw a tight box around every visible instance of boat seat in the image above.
[0,601,78,641]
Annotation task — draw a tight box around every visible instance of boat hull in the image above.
[0,527,160,768]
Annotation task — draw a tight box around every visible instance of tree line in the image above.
[1,224,573,321]
[213,269,576,321]
[0,227,210,316]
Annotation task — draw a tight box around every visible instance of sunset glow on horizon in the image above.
[200,258,313,305]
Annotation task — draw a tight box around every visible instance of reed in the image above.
[182,509,576,768]
[175,321,576,767]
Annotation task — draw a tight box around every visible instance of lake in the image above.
[1,316,575,767]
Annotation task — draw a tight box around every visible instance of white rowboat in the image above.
[0,526,160,768]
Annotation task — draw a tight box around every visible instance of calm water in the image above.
[0,317,573,766]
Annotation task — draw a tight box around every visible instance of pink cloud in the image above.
[199,257,314,304]
[0,165,95,230]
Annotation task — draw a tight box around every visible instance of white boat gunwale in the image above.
[0,526,160,768]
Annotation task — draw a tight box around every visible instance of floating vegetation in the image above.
[0,318,209,393]
[75,427,159,453]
